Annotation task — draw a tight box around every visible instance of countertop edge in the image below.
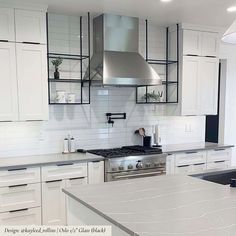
[0,156,104,170]
[163,144,234,154]
[62,188,139,236]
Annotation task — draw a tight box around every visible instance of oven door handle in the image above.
[113,171,166,180]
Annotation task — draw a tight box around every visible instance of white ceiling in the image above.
[5,0,236,28]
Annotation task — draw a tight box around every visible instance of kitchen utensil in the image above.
[135,128,146,137]
[143,136,152,147]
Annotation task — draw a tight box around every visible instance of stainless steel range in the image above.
[87,146,167,182]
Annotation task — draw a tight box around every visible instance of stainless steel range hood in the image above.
[83,14,162,86]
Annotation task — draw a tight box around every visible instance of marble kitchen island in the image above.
[63,174,236,236]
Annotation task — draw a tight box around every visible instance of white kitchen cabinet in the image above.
[207,161,231,170]
[175,151,206,166]
[88,161,104,184]
[0,42,18,121]
[181,56,200,115]
[65,177,88,187]
[183,30,219,57]
[181,56,219,115]
[201,32,219,57]
[15,9,46,44]
[198,57,219,115]
[0,183,41,213]
[0,8,15,41]
[16,43,48,121]
[0,207,41,225]
[41,162,87,182]
[0,167,40,188]
[183,30,202,56]
[166,154,175,175]
[42,180,66,225]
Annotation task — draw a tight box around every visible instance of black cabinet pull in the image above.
[57,163,74,167]
[214,149,226,152]
[46,179,62,183]
[92,161,101,163]
[178,165,190,168]
[22,41,40,45]
[185,151,198,154]
[8,168,27,172]
[193,163,204,166]
[9,184,27,188]
[69,177,85,181]
[186,54,199,57]
[214,161,225,163]
[9,208,28,213]
[0,40,9,42]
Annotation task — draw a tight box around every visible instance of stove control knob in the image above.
[154,162,160,167]
[145,163,151,168]
[128,164,133,170]
[136,161,143,169]
[112,167,117,172]
[119,165,124,171]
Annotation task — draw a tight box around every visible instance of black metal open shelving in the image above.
[136,21,179,104]
[46,12,91,105]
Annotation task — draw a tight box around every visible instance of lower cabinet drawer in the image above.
[0,183,41,213]
[175,151,206,166]
[0,207,41,225]
[207,148,231,162]
[191,163,206,173]
[207,161,231,170]
[41,163,87,182]
[175,165,192,174]
[65,177,87,187]
[0,167,40,187]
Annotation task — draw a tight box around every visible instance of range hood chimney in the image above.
[84,14,162,86]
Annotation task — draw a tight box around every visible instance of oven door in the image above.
[106,168,166,182]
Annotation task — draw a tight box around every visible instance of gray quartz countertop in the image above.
[63,174,236,236]
[0,152,104,170]
[162,142,234,154]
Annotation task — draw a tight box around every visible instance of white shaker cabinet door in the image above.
[0,42,18,121]
[42,180,66,225]
[0,8,15,41]
[182,30,201,56]
[201,32,219,57]
[198,57,219,115]
[15,9,46,44]
[181,56,200,115]
[16,43,49,121]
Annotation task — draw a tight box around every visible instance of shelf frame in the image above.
[46,12,91,105]
[136,21,179,104]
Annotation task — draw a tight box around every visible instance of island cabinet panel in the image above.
[66,197,129,236]
[15,9,46,44]
[16,43,48,121]
[42,180,66,225]
[0,8,15,41]
[0,42,18,121]
[0,207,41,225]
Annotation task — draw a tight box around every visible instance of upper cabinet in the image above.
[16,43,48,121]
[15,9,47,44]
[183,29,219,57]
[178,26,220,116]
[0,42,18,121]
[0,8,15,41]
[0,7,48,122]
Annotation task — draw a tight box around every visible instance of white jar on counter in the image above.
[56,90,66,103]
[67,93,76,103]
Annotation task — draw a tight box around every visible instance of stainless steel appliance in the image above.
[87,146,167,182]
[83,14,162,86]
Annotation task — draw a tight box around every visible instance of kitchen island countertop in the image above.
[63,174,236,236]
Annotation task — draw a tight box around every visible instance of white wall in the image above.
[219,42,236,165]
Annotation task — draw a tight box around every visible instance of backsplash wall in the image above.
[0,86,205,157]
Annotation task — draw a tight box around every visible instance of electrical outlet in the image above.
[38,131,44,141]
[185,123,192,133]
